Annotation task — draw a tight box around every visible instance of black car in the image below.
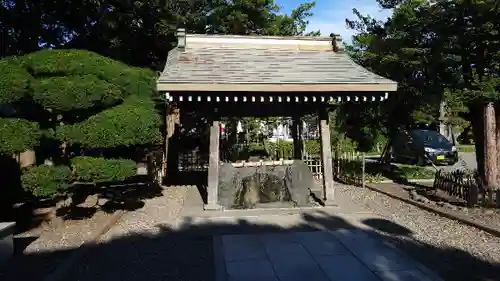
[390,129,458,166]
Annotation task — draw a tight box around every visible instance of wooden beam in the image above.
[164,104,180,179]
[205,117,222,210]
[292,115,303,159]
[319,108,335,205]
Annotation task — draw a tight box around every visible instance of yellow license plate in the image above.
[436,155,445,160]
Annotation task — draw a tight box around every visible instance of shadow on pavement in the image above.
[1,209,499,281]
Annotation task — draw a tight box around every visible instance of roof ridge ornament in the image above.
[330,33,344,53]
[177,28,187,51]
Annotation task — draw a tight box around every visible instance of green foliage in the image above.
[2,0,319,69]
[71,156,136,183]
[0,118,41,155]
[0,58,31,104]
[341,161,435,183]
[21,165,72,198]
[266,2,317,36]
[56,96,162,148]
[344,0,500,163]
[0,49,161,199]
[23,49,126,77]
[458,145,476,153]
[23,49,157,98]
[32,74,124,111]
[265,140,321,159]
[338,160,386,183]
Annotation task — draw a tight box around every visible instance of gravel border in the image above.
[367,183,500,237]
[336,184,500,281]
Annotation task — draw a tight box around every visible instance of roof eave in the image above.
[156,82,398,92]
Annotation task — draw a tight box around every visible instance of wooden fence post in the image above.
[361,153,365,187]
[468,183,479,207]
[496,189,500,208]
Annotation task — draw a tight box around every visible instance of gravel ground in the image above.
[101,185,188,239]
[335,184,500,281]
[372,182,500,233]
[62,186,218,281]
[0,195,115,281]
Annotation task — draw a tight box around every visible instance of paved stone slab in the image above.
[222,234,266,262]
[226,259,278,281]
[216,230,444,281]
[315,254,381,281]
[294,231,350,256]
[264,242,329,281]
[375,270,437,281]
[331,229,417,271]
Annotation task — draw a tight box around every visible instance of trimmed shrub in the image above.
[0,58,32,104]
[32,74,124,111]
[56,96,163,148]
[21,165,72,198]
[22,49,156,97]
[71,156,137,183]
[1,50,161,199]
[0,118,42,155]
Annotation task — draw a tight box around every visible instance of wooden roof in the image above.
[156,30,397,93]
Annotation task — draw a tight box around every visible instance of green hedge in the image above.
[56,96,163,148]
[0,118,42,155]
[22,49,156,97]
[71,156,137,183]
[21,165,72,198]
[32,74,124,111]
[0,58,32,104]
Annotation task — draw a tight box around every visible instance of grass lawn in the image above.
[457,145,475,153]
[365,151,383,156]
[340,161,436,183]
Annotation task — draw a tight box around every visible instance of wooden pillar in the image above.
[164,103,180,180]
[205,113,222,210]
[319,108,335,205]
[292,115,303,159]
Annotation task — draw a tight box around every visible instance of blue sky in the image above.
[275,0,392,43]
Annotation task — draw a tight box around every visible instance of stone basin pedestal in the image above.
[218,160,316,209]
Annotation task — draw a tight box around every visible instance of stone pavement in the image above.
[215,229,443,281]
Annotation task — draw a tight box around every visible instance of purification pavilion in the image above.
[157,28,397,210]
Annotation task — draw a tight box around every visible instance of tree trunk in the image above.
[470,104,485,177]
[496,103,500,198]
[439,101,450,140]
[484,102,497,205]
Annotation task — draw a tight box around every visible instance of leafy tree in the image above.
[346,0,500,191]
[0,49,161,198]
[1,0,319,69]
